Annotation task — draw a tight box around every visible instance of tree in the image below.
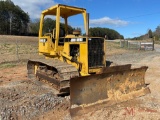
[155,25,160,35]
[153,26,160,40]
[89,27,124,40]
[0,0,29,35]
[29,19,40,35]
[148,29,153,38]
[29,18,74,36]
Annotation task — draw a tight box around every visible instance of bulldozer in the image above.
[27,4,150,117]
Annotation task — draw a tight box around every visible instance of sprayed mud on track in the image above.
[0,79,70,120]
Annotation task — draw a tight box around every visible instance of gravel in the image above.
[107,50,160,66]
[0,80,65,120]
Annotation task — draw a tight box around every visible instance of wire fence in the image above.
[120,40,154,51]
[0,39,40,63]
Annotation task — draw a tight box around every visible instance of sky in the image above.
[11,0,160,38]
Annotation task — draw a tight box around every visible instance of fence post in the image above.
[16,40,20,62]
[120,40,123,48]
[153,38,155,51]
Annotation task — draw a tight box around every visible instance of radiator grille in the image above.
[88,38,104,67]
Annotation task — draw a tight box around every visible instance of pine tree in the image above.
[0,0,29,35]
[148,29,153,38]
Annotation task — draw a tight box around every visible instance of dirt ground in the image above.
[0,35,160,120]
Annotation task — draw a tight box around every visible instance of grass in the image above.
[106,41,127,50]
[0,62,17,69]
[0,35,42,66]
[106,41,120,48]
[0,60,29,70]
[155,40,160,44]
[105,41,133,56]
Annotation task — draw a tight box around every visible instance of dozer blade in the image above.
[70,65,150,118]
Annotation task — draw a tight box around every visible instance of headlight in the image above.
[39,38,47,43]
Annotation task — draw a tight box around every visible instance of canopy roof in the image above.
[42,4,86,18]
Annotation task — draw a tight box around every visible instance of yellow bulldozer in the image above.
[27,4,150,117]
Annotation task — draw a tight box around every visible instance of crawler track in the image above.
[27,58,79,96]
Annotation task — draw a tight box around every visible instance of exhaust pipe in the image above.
[86,13,89,36]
